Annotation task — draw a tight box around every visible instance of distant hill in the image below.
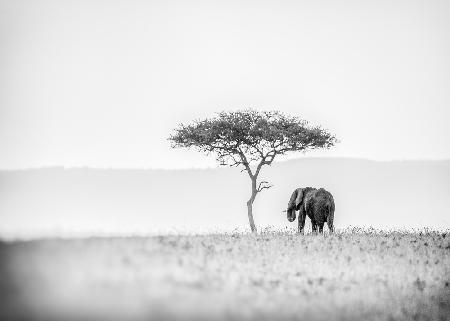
[0,158,449,238]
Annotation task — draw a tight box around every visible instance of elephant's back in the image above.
[315,188,334,205]
[313,188,335,223]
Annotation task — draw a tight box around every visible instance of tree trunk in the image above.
[246,178,258,233]
[247,199,257,233]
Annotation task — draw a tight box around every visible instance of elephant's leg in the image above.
[306,211,316,235]
[311,220,317,235]
[318,223,324,234]
[298,211,306,235]
[327,219,334,234]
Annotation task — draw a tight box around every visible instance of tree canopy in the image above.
[169,109,336,179]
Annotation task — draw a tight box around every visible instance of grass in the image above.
[0,228,449,321]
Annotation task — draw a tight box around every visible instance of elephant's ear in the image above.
[287,189,299,210]
[294,188,304,209]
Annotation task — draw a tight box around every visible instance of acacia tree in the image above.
[168,109,336,233]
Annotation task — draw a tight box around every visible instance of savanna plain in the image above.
[1,228,449,321]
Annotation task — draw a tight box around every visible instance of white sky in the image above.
[1,0,449,169]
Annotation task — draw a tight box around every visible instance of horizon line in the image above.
[1,156,449,172]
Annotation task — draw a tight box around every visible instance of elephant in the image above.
[286,187,335,234]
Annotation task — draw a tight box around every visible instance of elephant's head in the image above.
[286,188,305,222]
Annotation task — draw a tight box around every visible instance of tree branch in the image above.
[257,181,273,193]
[264,150,277,165]
[237,148,254,179]
[253,150,278,178]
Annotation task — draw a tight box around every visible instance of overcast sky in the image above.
[1,0,449,169]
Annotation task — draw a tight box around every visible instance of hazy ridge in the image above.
[0,158,449,238]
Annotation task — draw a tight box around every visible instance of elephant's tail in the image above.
[325,199,335,222]
[325,201,334,218]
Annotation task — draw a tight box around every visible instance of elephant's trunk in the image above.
[287,208,296,222]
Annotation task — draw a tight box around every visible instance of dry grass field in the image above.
[1,228,449,321]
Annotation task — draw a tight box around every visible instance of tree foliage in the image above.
[169,109,337,182]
